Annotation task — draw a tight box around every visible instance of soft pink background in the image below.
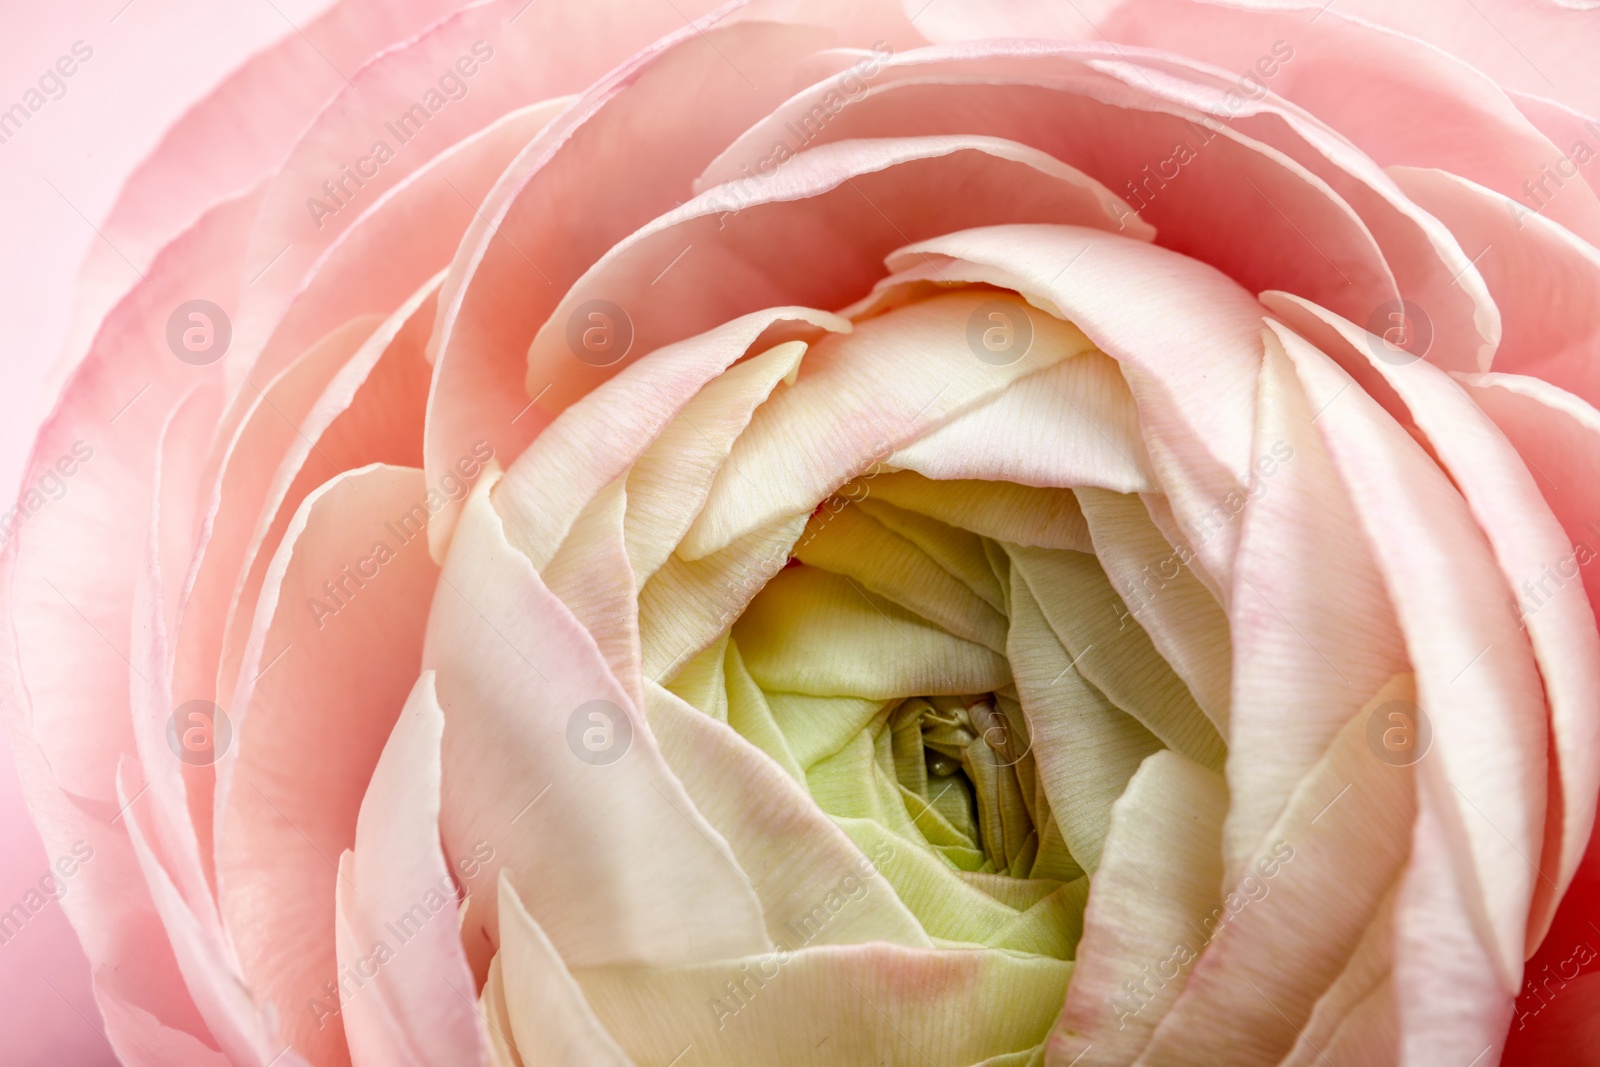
[0,2,331,1062]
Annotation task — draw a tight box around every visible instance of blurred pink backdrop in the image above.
[0,2,334,1062]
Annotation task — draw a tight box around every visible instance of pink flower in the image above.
[7,1,1600,1064]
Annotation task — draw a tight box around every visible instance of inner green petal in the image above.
[664,475,1227,958]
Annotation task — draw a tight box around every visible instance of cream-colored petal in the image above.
[1009,546,1226,772]
[874,225,1267,592]
[496,875,636,1067]
[543,477,644,709]
[662,632,730,724]
[1043,751,1228,1066]
[734,566,1011,699]
[646,682,930,949]
[640,515,807,683]
[765,691,888,770]
[680,291,1095,559]
[793,502,1009,653]
[865,472,1093,553]
[1006,567,1162,874]
[832,817,1083,959]
[573,943,1073,1067]
[424,473,770,971]
[890,352,1152,494]
[478,956,525,1067]
[625,341,807,588]
[721,638,807,782]
[1075,488,1232,733]
[494,308,844,571]
[855,497,1007,610]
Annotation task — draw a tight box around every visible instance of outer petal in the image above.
[173,312,383,803]
[334,672,487,1067]
[1278,298,1600,945]
[1221,336,1405,883]
[234,0,737,360]
[1274,323,1545,1049]
[1139,682,1416,1066]
[1282,0,1600,119]
[522,135,1143,406]
[235,97,571,424]
[217,465,440,1066]
[1096,0,1600,245]
[215,276,441,714]
[902,0,1600,119]
[117,758,292,1067]
[53,0,454,393]
[705,39,1501,373]
[424,15,883,555]
[1389,165,1600,408]
[3,192,261,1056]
[13,190,259,803]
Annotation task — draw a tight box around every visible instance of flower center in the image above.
[891,694,1040,876]
[653,307,1230,962]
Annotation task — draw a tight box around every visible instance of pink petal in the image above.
[334,672,487,1067]
[238,98,570,411]
[119,759,294,1067]
[217,465,440,1066]
[53,0,456,395]
[1275,322,1545,992]
[171,314,383,869]
[1221,335,1406,884]
[1391,165,1600,408]
[703,41,1508,369]
[1359,345,1600,951]
[1394,772,1517,1064]
[425,16,869,556]
[0,722,213,1060]
[215,279,439,716]
[1096,0,1600,245]
[1287,0,1600,120]
[906,0,1600,119]
[1507,89,1600,206]
[235,0,723,357]
[522,133,1145,411]
[10,188,258,806]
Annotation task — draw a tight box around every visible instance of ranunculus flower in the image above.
[8,0,1600,1063]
